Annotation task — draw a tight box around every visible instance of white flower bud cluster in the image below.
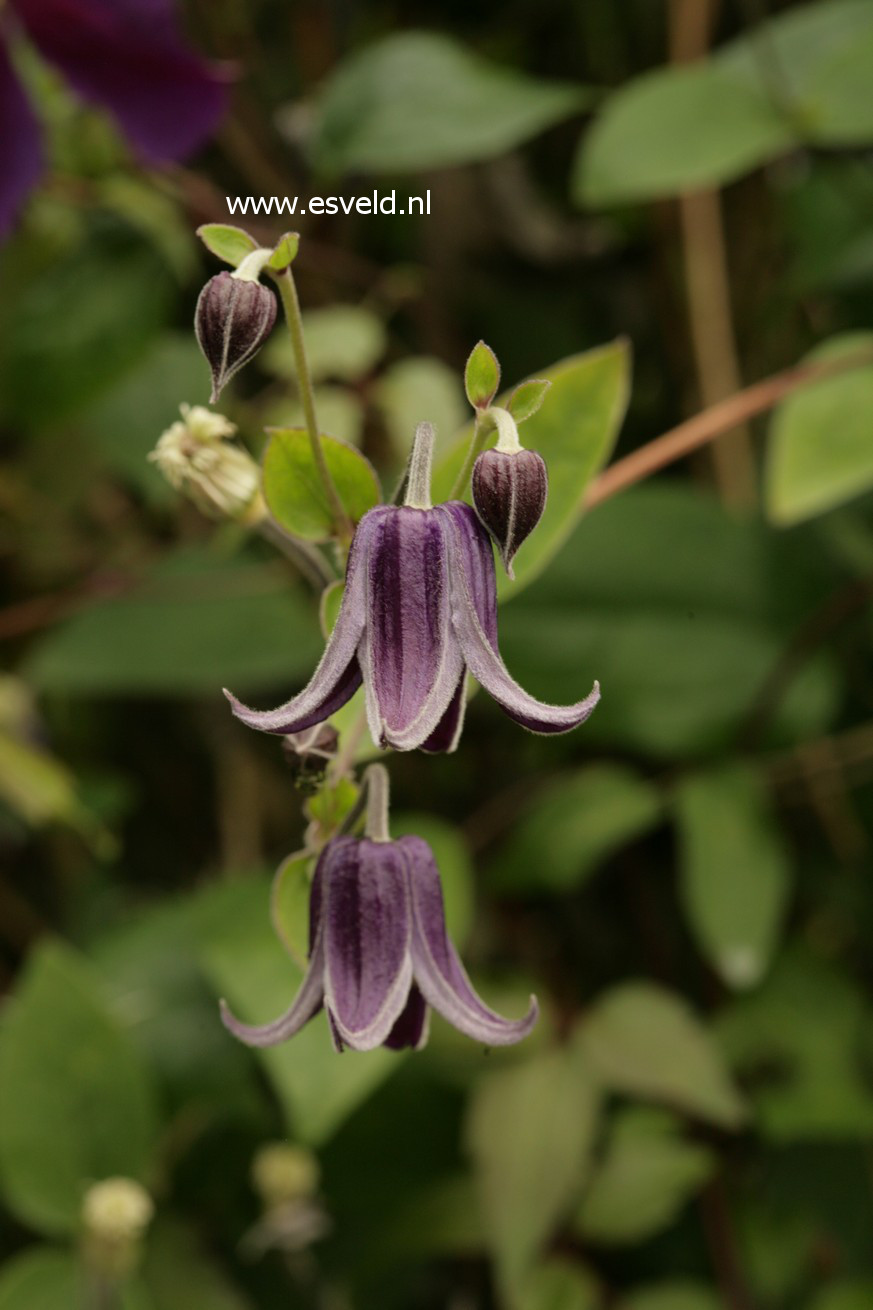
[149,405,264,524]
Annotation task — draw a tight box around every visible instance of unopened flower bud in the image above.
[252,1144,320,1211]
[81,1177,154,1278]
[149,404,265,523]
[472,446,548,579]
[195,270,277,402]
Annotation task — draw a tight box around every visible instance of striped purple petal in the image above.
[383,984,430,1050]
[362,506,463,751]
[225,515,370,734]
[323,838,413,1052]
[419,675,467,754]
[445,503,601,734]
[0,35,44,237]
[402,835,538,1046]
[12,0,229,162]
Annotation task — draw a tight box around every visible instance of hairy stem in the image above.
[364,763,391,842]
[450,412,486,499]
[272,268,353,544]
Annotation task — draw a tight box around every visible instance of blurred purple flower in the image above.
[225,500,600,752]
[221,833,538,1052]
[0,0,230,235]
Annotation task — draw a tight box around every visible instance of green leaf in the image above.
[575,0,873,206]
[465,341,500,410]
[575,1108,714,1244]
[516,1259,600,1310]
[719,0,873,145]
[270,850,313,967]
[0,941,157,1233]
[674,764,791,989]
[196,223,258,267]
[142,1221,253,1310]
[580,982,747,1128]
[466,1043,601,1295]
[24,548,323,696]
[434,341,630,597]
[574,61,795,206]
[0,227,172,431]
[263,428,381,542]
[310,32,589,174]
[82,333,210,500]
[507,379,551,424]
[263,305,386,384]
[497,483,841,757]
[0,731,109,853]
[489,765,662,895]
[374,355,468,458]
[806,1281,873,1310]
[0,1249,81,1310]
[716,950,873,1141]
[765,334,873,525]
[319,579,345,636]
[267,232,300,270]
[620,1282,725,1310]
[197,878,400,1144]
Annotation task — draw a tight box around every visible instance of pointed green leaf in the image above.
[310,32,590,173]
[575,1108,714,1244]
[262,428,381,541]
[466,1043,601,1295]
[516,1259,600,1310]
[765,333,873,524]
[465,341,500,410]
[267,232,300,270]
[507,379,551,424]
[489,765,663,895]
[574,62,794,206]
[24,548,323,696]
[434,340,630,597]
[270,851,313,967]
[674,764,791,989]
[580,982,747,1128]
[0,1249,81,1310]
[0,942,157,1233]
[196,223,258,267]
[621,1282,725,1310]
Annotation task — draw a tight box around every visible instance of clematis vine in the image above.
[0,0,229,235]
[225,422,600,753]
[220,765,538,1052]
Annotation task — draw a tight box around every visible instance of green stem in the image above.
[272,268,353,544]
[450,412,486,500]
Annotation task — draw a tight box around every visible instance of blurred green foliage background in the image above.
[3,1,873,1308]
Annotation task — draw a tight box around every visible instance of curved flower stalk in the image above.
[1,0,229,235]
[225,424,600,753]
[221,831,538,1052]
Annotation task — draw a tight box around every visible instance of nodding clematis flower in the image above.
[225,422,600,753]
[221,768,538,1052]
[1,0,230,236]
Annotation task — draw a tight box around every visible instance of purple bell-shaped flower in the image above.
[225,424,599,753]
[220,766,538,1052]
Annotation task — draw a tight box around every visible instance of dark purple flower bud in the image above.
[472,447,548,579]
[220,832,538,1052]
[224,425,599,753]
[195,270,277,402]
